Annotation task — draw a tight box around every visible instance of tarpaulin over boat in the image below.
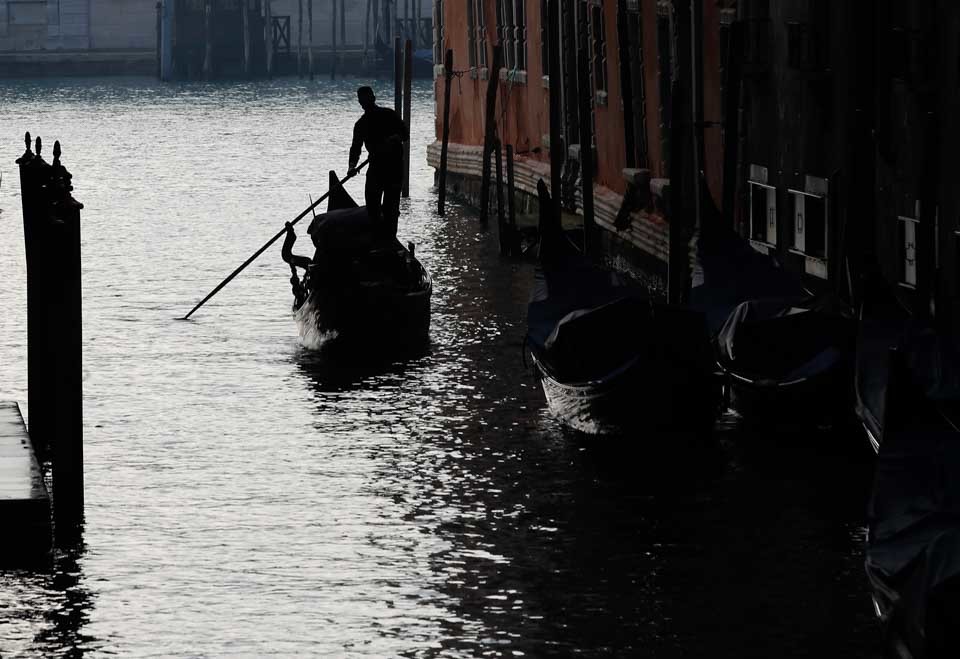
[307,207,377,254]
[716,293,855,383]
[855,289,960,445]
[689,223,807,334]
[526,256,655,382]
[866,402,960,655]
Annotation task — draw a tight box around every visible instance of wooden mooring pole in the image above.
[480,44,503,224]
[297,0,303,78]
[155,1,162,79]
[242,0,251,77]
[401,38,413,198]
[547,0,563,222]
[265,0,274,78]
[330,0,337,79]
[307,0,314,80]
[576,1,596,255]
[437,48,453,215]
[16,133,84,539]
[495,140,507,254]
[202,0,213,79]
[506,144,519,255]
[394,36,402,113]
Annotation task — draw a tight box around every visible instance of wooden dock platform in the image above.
[0,401,51,560]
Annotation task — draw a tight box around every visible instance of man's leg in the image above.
[365,169,384,226]
[382,181,401,239]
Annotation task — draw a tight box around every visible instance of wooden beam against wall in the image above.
[576,1,596,255]
[480,44,504,224]
[547,0,563,222]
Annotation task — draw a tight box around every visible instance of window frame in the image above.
[749,181,778,248]
[433,0,445,67]
[589,2,609,103]
[787,187,829,279]
[497,0,527,77]
[898,215,919,288]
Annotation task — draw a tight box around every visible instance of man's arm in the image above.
[348,118,364,172]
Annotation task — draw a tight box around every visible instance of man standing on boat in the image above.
[348,86,408,239]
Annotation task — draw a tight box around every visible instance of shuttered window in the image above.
[433,0,445,65]
[498,0,527,73]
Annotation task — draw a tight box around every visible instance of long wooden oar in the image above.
[182,159,368,320]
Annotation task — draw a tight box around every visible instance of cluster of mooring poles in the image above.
[435,2,596,259]
[8,132,85,558]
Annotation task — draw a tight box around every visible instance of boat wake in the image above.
[294,299,339,350]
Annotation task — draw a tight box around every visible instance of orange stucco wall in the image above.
[434,1,723,204]
[434,1,625,195]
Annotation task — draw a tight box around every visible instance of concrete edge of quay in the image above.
[426,140,671,293]
[0,49,156,77]
[0,400,51,564]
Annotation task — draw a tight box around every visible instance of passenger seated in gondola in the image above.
[347,86,408,239]
[282,222,314,309]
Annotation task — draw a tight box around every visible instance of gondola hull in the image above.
[531,349,716,436]
[295,243,431,352]
[725,356,853,426]
[286,171,432,353]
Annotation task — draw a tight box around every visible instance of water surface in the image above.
[0,77,878,657]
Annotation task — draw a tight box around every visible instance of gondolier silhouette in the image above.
[348,86,408,238]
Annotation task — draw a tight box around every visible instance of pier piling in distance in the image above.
[394,37,402,113]
[242,0,251,77]
[401,38,413,198]
[202,0,213,79]
[330,0,337,79]
[297,0,303,78]
[16,133,85,542]
[437,48,453,215]
[307,0,314,80]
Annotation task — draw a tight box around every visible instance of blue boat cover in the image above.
[689,223,807,334]
[716,294,855,383]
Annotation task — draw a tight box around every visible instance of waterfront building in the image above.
[428,0,733,282]
[0,0,158,75]
[161,0,432,79]
[0,0,432,78]
[735,0,958,328]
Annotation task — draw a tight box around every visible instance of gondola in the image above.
[283,171,431,351]
[689,207,855,426]
[856,279,960,658]
[525,181,716,435]
[715,293,855,425]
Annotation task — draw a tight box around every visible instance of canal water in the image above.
[0,78,879,657]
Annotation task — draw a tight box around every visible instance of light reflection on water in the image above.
[0,77,877,657]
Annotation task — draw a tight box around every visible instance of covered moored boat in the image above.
[525,182,716,435]
[715,293,855,425]
[283,171,431,351]
[690,212,855,426]
[863,352,960,659]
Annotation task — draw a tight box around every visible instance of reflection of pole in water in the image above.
[37,544,96,652]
